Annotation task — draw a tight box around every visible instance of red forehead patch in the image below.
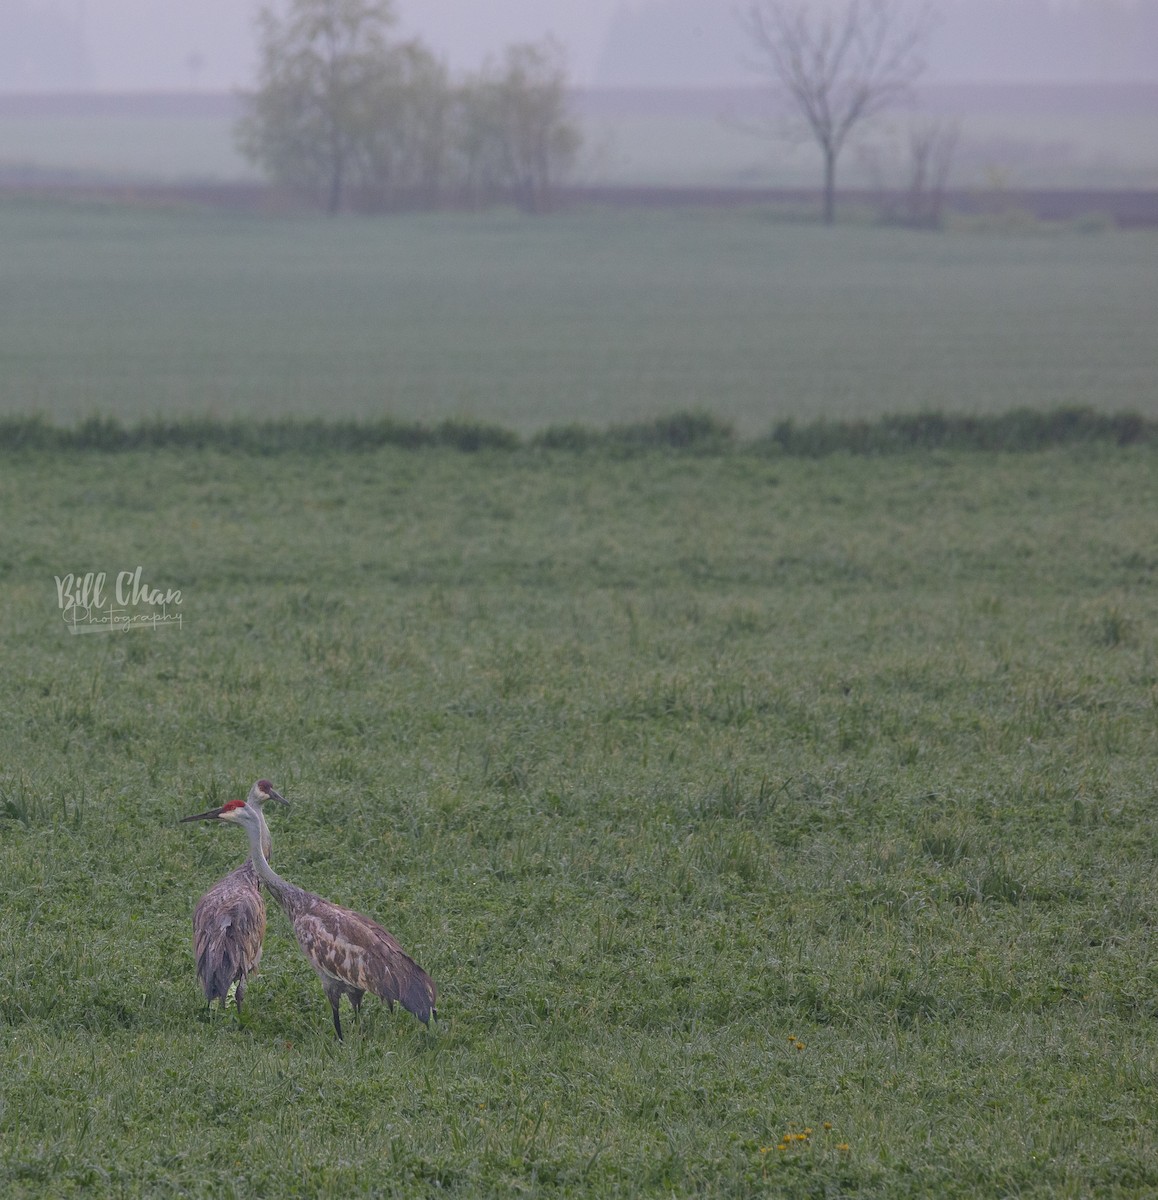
[221,799,246,812]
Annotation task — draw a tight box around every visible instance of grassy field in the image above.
[2,200,1157,433]
[583,107,1158,192]
[2,441,1157,1197]
[0,114,255,183]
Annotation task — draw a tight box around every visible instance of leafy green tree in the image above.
[457,40,582,214]
[239,5,580,216]
[237,0,399,214]
[361,40,452,211]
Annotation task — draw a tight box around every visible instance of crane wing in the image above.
[291,897,437,1023]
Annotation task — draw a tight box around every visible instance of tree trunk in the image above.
[822,147,837,225]
[327,152,344,216]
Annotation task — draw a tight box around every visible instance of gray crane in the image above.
[182,788,436,1039]
[181,779,287,1015]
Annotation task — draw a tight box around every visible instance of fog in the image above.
[1,0,1156,92]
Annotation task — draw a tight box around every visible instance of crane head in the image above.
[216,798,258,827]
[179,780,285,827]
[248,779,288,809]
[180,797,251,825]
[181,797,265,829]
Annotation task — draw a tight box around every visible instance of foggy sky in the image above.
[1,0,1156,92]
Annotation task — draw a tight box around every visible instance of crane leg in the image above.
[331,998,344,1041]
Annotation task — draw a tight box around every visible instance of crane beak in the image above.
[179,805,229,823]
[268,787,289,806]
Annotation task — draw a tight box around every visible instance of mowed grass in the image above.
[2,443,1157,1197]
[3,200,1157,431]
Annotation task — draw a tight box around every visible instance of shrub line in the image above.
[0,407,1152,457]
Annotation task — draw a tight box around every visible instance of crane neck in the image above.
[240,812,291,901]
[256,807,272,863]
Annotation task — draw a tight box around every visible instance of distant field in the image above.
[1,200,1156,431]
[0,114,254,183]
[579,89,1158,192]
[0,85,1155,190]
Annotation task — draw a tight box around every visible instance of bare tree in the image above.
[859,115,959,228]
[902,117,958,228]
[740,0,933,224]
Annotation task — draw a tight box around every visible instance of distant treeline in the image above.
[0,408,1153,457]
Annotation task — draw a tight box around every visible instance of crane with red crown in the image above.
[181,779,287,1016]
[182,783,436,1039]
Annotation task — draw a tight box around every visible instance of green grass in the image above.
[2,443,1158,1196]
[2,200,1157,432]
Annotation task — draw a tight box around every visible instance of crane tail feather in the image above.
[398,963,438,1025]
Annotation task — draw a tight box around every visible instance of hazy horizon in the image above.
[1,0,1157,93]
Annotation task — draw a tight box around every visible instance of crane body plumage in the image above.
[184,786,437,1039]
[261,869,437,1037]
[190,858,265,1012]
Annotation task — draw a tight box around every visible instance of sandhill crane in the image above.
[180,779,287,1015]
[182,790,437,1039]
